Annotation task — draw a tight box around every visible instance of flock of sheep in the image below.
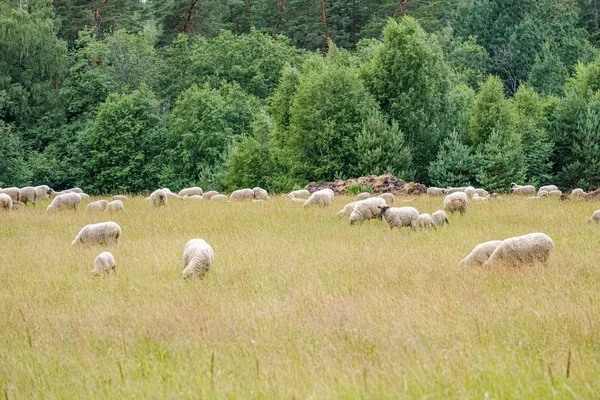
[2,180,599,278]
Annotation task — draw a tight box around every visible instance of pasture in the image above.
[1,195,599,398]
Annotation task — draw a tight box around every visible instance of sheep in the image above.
[349,197,386,225]
[431,210,449,227]
[149,189,168,207]
[106,200,124,212]
[178,187,203,197]
[287,189,311,200]
[548,190,562,197]
[538,185,558,195]
[464,186,475,197]
[378,193,395,205]
[0,187,19,202]
[356,192,371,200]
[537,190,548,197]
[202,191,219,200]
[112,195,128,201]
[182,239,214,279]
[443,192,468,214]
[92,252,116,275]
[303,189,334,208]
[378,206,419,230]
[571,188,586,197]
[86,200,109,211]
[11,200,26,211]
[18,187,37,205]
[0,193,13,210]
[589,210,600,223]
[416,213,434,229]
[35,185,54,199]
[427,187,445,196]
[483,233,554,267]
[444,187,465,195]
[210,194,228,202]
[78,193,90,200]
[64,187,84,194]
[471,193,489,202]
[474,188,489,197]
[183,195,203,200]
[290,198,306,204]
[459,240,503,267]
[46,193,81,212]
[510,184,535,196]
[337,201,357,218]
[72,222,121,246]
[253,187,270,200]
[231,188,254,201]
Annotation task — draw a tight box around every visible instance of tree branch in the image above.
[272,0,286,38]
[393,0,408,17]
[92,0,109,31]
[180,0,199,34]
[319,0,329,51]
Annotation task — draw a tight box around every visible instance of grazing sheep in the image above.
[18,187,37,205]
[356,192,371,200]
[92,252,116,275]
[202,191,219,200]
[471,193,489,202]
[64,187,84,194]
[427,187,444,196]
[11,200,26,211]
[149,189,168,207]
[86,200,109,211]
[303,189,334,208]
[378,193,395,205]
[464,186,475,197]
[538,185,558,195]
[378,206,419,230]
[231,188,254,201]
[106,200,124,212]
[510,184,535,195]
[0,187,19,202]
[349,197,386,225]
[178,187,203,197]
[483,233,554,267]
[571,188,586,197]
[444,187,465,195]
[210,194,228,202]
[474,188,489,197]
[548,190,562,197]
[443,192,468,214]
[589,210,600,223]
[416,213,434,229]
[337,201,358,218]
[431,210,449,227]
[183,195,203,200]
[0,193,13,210]
[112,195,128,201]
[72,222,122,246]
[253,187,270,200]
[459,240,503,267]
[537,190,549,197]
[35,185,54,199]
[287,189,311,200]
[182,239,214,279]
[290,198,306,204]
[46,193,82,212]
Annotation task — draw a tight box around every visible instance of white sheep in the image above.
[290,198,306,204]
[202,191,219,200]
[474,188,489,197]
[431,210,449,226]
[231,188,254,201]
[427,187,445,196]
[182,239,214,279]
[64,187,84,194]
[106,200,124,212]
[471,193,488,202]
[210,194,228,202]
[178,187,203,197]
[416,213,434,229]
[112,195,128,201]
[46,193,81,212]
[444,187,465,195]
[35,185,54,199]
[459,240,503,267]
[548,189,562,197]
[589,210,600,223]
[378,193,395,205]
[303,189,334,208]
[571,188,586,197]
[443,192,468,214]
[0,193,13,210]
[86,200,109,211]
[356,192,371,200]
[510,184,535,196]
[538,185,558,195]
[378,206,419,230]
[0,187,19,201]
[11,200,25,211]
[18,187,37,205]
[287,189,311,200]
[337,201,358,218]
[464,186,475,197]
[78,193,90,200]
[149,189,168,207]
[349,197,386,225]
[183,195,203,200]
[483,233,554,267]
[72,222,122,246]
[92,252,116,275]
[253,187,270,200]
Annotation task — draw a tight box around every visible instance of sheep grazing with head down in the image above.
[378,193,394,205]
[459,240,503,267]
[417,213,434,229]
[149,189,168,207]
[444,187,465,195]
[86,200,109,211]
[427,187,444,196]
[0,187,19,202]
[106,200,124,212]
[474,188,489,197]
[210,194,228,202]
[113,195,128,201]
[35,185,54,200]
[349,197,386,225]
[337,201,358,218]
[483,233,554,267]
[464,186,475,197]
[253,187,270,200]
[356,192,371,200]
[571,188,586,197]
[0,193,13,210]
[589,210,600,223]
[92,252,116,275]
[18,187,38,205]
[510,184,535,196]
[548,189,562,197]
[72,222,122,246]
[431,210,449,227]
[378,205,419,230]
[202,191,219,200]
[538,185,558,195]
[182,239,214,279]
[287,189,311,200]
[230,188,254,201]
[444,192,468,214]
[47,193,81,212]
[303,189,334,208]
[184,195,203,200]
[178,187,203,197]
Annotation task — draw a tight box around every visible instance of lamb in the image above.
[0,193,13,210]
[378,193,395,205]
[0,187,19,201]
[337,201,357,218]
[178,187,203,197]
[571,188,586,197]
[548,190,562,197]
[356,192,371,200]
[464,186,475,197]
[18,187,37,205]
[149,189,168,207]
[287,189,310,200]
[183,195,203,200]
[459,240,503,267]
[72,221,122,246]
[443,192,468,214]
[182,239,214,279]
[431,210,449,226]
[303,189,334,208]
[202,191,219,200]
[86,200,109,211]
[378,206,419,230]
[349,197,386,225]
[46,193,81,212]
[92,252,116,275]
[35,185,54,199]
[416,213,434,229]
[112,195,128,201]
[427,187,444,196]
[538,185,558,195]
[589,210,600,223]
[231,188,255,201]
[510,184,535,196]
[210,194,228,202]
[253,187,270,200]
[106,200,124,212]
[483,233,554,267]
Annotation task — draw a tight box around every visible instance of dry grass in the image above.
[1,195,599,398]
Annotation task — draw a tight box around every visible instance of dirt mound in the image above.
[587,188,600,200]
[304,174,426,195]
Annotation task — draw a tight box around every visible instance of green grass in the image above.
[1,195,599,398]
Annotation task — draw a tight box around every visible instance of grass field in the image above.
[1,195,600,398]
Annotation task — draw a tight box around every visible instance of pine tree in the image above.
[563,105,600,190]
[475,129,525,193]
[428,130,477,188]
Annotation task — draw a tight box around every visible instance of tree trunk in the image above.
[272,0,286,38]
[92,0,109,32]
[319,0,329,51]
[182,0,199,33]
[393,0,408,17]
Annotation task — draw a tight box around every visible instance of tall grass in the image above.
[1,195,599,398]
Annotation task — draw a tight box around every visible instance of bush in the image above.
[347,184,373,195]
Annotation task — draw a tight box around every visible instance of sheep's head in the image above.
[510,183,518,188]
[378,205,390,220]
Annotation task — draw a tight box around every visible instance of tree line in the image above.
[2,0,600,194]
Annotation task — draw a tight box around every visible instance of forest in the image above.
[2,0,600,194]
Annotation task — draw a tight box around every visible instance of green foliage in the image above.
[428,130,477,188]
[347,184,374,195]
[0,122,31,187]
[528,43,568,97]
[447,83,476,142]
[475,129,526,193]
[563,104,600,190]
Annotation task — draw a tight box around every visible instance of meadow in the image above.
[1,195,599,399]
